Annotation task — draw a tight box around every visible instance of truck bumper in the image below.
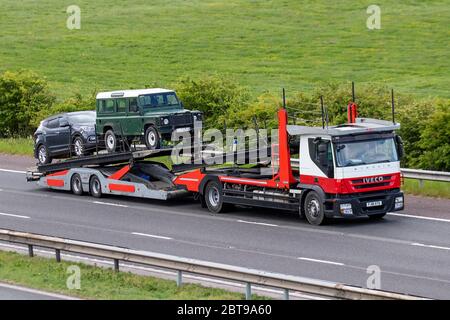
[324,189,404,218]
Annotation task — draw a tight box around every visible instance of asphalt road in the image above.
[0,283,70,300]
[0,165,449,299]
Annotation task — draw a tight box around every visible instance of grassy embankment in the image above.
[0,250,267,300]
[0,0,448,98]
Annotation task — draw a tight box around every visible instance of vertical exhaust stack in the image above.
[347,81,358,124]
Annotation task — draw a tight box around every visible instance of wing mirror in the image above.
[395,135,404,159]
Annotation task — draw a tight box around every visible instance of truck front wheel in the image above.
[304,191,326,225]
[204,180,227,213]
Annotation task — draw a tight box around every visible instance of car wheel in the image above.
[73,137,85,156]
[105,130,117,153]
[71,173,83,195]
[304,191,326,225]
[37,144,52,165]
[145,126,160,150]
[204,180,228,213]
[89,175,102,198]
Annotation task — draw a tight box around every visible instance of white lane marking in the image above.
[237,220,278,227]
[131,232,173,240]
[411,243,450,251]
[0,212,30,219]
[92,201,128,208]
[388,212,450,223]
[298,257,345,266]
[0,168,26,174]
[0,282,79,300]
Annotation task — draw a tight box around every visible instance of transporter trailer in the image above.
[27,90,405,225]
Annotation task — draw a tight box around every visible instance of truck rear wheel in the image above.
[89,175,102,198]
[71,173,83,196]
[304,191,326,225]
[204,180,227,213]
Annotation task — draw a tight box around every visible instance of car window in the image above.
[47,119,60,129]
[117,99,127,113]
[100,99,115,113]
[129,98,139,113]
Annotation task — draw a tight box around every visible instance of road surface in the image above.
[0,282,72,300]
[0,158,449,299]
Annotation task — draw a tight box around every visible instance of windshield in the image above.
[139,92,180,110]
[335,138,398,167]
[67,112,95,124]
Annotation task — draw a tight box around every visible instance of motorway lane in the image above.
[0,171,449,298]
[0,283,71,300]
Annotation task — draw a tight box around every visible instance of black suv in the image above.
[34,111,98,164]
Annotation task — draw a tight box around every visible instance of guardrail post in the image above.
[245,283,252,300]
[28,244,34,257]
[55,249,61,262]
[114,259,119,272]
[176,270,183,287]
[284,289,289,300]
[419,179,424,188]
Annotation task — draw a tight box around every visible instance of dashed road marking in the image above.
[411,243,450,251]
[237,220,278,227]
[0,212,30,219]
[92,201,128,208]
[132,232,173,240]
[0,168,26,174]
[298,257,345,266]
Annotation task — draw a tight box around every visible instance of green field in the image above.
[0,0,449,99]
[0,250,267,299]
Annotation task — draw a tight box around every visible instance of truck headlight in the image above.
[163,118,169,125]
[340,203,353,215]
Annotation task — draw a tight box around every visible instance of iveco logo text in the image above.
[363,176,384,183]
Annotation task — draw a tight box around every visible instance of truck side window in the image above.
[308,138,334,178]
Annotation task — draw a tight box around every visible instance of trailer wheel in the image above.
[71,173,83,196]
[89,175,102,198]
[304,191,326,225]
[204,181,227,213]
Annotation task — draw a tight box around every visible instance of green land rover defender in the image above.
[95,89,202,152]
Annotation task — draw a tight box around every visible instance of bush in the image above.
[173,75,250,128]
[32,92,96,128]
[417,102,450,171]
[0,70,55,137]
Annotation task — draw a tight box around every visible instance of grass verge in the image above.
[0,138,33,156]
[0,250,267,300]
[402,178,450,199]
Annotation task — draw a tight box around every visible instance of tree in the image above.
[0,70,55,137]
